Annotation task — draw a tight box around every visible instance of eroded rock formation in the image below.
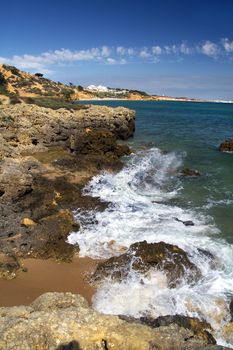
[0,292,229,350]
[0,102,135,274]
[92,240,201,288]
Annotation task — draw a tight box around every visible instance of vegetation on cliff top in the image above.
[0,64,152,106]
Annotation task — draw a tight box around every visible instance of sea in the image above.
[69,100,233,346]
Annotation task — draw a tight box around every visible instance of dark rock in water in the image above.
[152,200,167,205]
[184,220,194,226]
[229,299,233,321]
[92,240,201,288]
[219,139,233,152]
[120,314,216,345]
[180,168,201,177]
[0,252,21,279]
[174,218,195,226]
[197,248,215,260]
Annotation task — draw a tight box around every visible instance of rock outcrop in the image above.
[0,102,135,268]
[219,140,233,152]
[92,240,201,288]
[0,292,229,350]
[0,103,135,159]
[121,314,216,345]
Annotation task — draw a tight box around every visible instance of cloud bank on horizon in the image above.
[1,39,233,74]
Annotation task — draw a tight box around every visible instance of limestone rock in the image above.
[0,252,20,279]
[21,218,37,227]
[138,315,216,345]
[0,292,229,350]
[0,102,135,263]
[221,322,233,344]
[25,209,77,261]
[0,103,135,158]
[71,128,130,159]
[0,158,33,201]
[92,240,201,288]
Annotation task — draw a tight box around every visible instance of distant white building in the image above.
[85,84,128,95]
[86,85,109,92]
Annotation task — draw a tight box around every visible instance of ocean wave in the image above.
[68,147,233,346]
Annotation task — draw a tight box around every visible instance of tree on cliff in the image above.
[35,73,44,78]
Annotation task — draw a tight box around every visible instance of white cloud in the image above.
[164,45,179,54]
[101,46,111,57]
[116,46,126,55]
[139,47,151,58]
[127,48,134,56]
[116,46,134,56]
[0,39,232,74]
[106,58,116,65]
[152,46,162,55]
[106,57,127,65]
[201,41,219,57]
[221,38,233,52]
[179,42,193,55]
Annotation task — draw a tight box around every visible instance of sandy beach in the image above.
[0,256,100,306]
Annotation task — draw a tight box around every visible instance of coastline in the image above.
[78,97,233,104]
[0,100,232,349]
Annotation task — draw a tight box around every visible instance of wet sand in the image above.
[0,257,100,307]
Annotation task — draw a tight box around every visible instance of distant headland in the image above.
[0,64,231,106]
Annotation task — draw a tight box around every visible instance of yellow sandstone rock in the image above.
[21,218,36,227]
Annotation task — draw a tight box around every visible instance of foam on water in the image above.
[68,147,233,346]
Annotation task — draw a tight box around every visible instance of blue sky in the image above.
[1,0,233,100]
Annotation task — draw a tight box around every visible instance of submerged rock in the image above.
[174,217,195,226]
[180,168,201,177]
[0,292,229,350]
[92,240,201,288]
[219,139,233,152]
[229,299,233,321]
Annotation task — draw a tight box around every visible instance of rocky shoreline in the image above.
[0,99,233,349]
[0,292,231,350]
[0,102,135,278]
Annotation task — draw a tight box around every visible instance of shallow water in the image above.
[70,100,233,346]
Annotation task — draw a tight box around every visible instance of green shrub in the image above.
[0,72,7,86]
[9,95,21,104]
[22,97,87,110]
[61,88,75,101]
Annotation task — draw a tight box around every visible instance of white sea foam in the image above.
[68,148,219,258]
[68,147,233,346]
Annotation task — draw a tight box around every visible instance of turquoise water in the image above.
[79,100,233,243]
